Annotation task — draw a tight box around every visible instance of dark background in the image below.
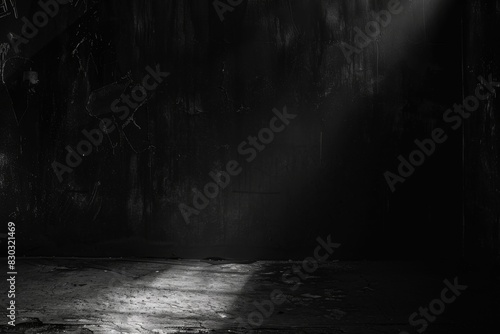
[0,0,498,266]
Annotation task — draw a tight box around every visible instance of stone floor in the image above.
[1,259,499,333]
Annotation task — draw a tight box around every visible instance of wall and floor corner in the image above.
[1,1,500,333]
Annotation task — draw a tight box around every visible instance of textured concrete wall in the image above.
[0,0,486,260]
[464,0,500,267]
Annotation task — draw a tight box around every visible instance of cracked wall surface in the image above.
[0,0,497,262]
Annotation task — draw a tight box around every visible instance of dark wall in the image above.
[464,0,500,267]
[0,0,497,261]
